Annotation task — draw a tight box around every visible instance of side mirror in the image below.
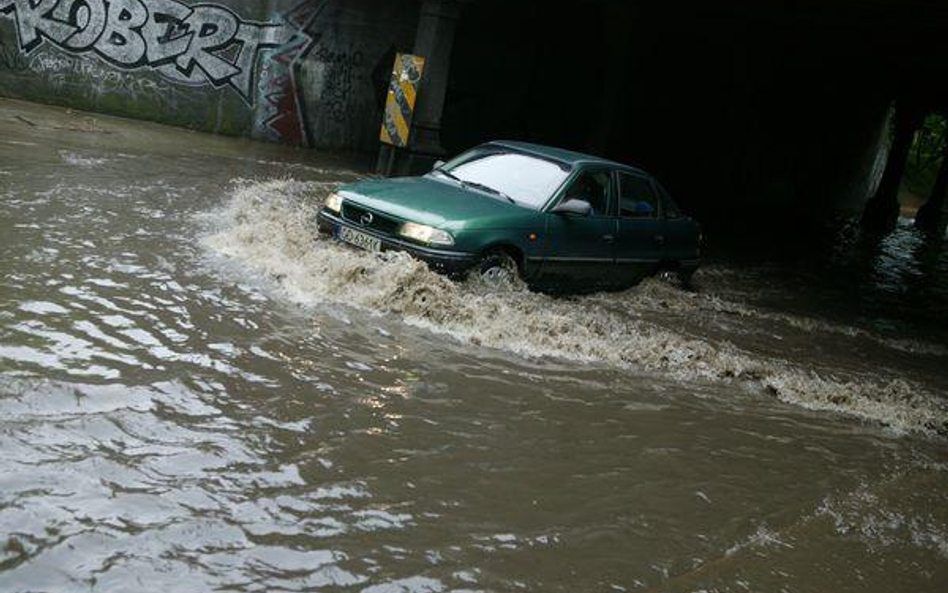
[432,160,446,171]
[551,199,592,216]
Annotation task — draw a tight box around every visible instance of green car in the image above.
[317,141,701,292]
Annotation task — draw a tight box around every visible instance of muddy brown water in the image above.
[1,99,947,592]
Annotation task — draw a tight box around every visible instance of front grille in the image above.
[341,203,401,235]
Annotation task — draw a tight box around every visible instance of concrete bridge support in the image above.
[862,102,924,233]
[375,0,461,176]
[403,0,461,171]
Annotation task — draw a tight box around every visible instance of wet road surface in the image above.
[1,99,947,592]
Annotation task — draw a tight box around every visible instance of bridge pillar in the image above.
[396,0,462,175]
[862,101,923,232]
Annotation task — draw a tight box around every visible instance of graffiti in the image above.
[0,0,294,104]
[310,43,362,123]
[0,0,395,150]
[253,0,322,145]
[0,35,27,70]
[28,50,194,106]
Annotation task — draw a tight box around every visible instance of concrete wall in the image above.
[0,0,418,150]
[296,0,416,151]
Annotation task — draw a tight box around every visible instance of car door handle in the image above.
[655,234,665,244]
[602,234,615,243]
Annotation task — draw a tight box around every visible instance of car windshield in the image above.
[438,149,570,209]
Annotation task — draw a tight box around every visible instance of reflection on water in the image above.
[1,99,946,592]
[705,216,948,344]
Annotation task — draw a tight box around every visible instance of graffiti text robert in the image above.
[0,0,289,103]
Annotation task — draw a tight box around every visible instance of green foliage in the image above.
[903,113,947,196]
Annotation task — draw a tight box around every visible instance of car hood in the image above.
[338,176,530,230]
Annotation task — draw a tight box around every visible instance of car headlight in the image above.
[323,192,343,213]
[399,222,454,246]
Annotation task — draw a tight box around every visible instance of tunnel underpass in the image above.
[411,0,948,234]
[2,4,948,589]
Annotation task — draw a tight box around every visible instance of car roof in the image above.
[485,140,649,175]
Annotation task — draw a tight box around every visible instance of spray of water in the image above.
[203,179,948,437]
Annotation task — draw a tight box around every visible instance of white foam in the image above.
[817,480,948,559]
[202,179,948,437]
[59,150,107,167]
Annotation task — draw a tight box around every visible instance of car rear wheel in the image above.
[658,263,695,290]
[677,266,696,289]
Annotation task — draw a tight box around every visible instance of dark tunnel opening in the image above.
[438,0,948,241]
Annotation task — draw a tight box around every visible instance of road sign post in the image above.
[377,53,426,176]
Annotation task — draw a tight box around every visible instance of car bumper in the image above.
[316,209,478,276]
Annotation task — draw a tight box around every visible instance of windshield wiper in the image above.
[432,168,463,183]
[433,169,517,205]
[463,181,517,205]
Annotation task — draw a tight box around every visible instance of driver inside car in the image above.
[564,173,609,216]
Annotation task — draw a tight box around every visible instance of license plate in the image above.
[338,226,381,252]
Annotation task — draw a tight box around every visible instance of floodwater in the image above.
[1,98,946,593]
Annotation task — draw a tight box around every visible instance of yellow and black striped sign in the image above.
[380,53,425,148]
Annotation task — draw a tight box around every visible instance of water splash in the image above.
[202,179,948,437]
[59,150,107,167]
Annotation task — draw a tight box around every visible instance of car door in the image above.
[614,171,664,284]
[656,181,701,265]
[537,167,618,290]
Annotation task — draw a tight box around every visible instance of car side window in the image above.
[618,172,659,219]
[561,170,613,217]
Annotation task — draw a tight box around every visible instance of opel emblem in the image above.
[360,212,374,226]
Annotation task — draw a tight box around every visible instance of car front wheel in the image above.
[473,249,521,287]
